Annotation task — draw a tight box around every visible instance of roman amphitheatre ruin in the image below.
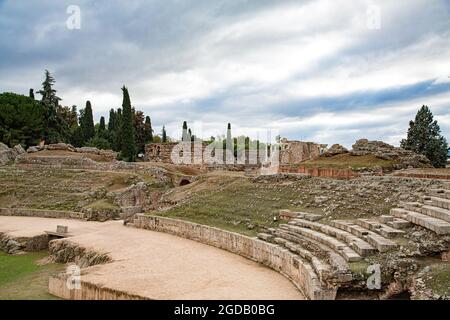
[0,138,449,300]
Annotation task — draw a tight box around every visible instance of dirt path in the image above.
[0,216,304,300]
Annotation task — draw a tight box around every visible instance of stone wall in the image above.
[0,208,85,219]
[279,166,360,179]
[48,275,148,300]
[280,139,326,165]
[132,214,337,300]
[0,232,49,253]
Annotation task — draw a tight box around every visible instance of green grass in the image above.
[151,176,317,236]
[300,153,399,169]
[0,251,64,300]
[84,199,120,211]
[423,263,450,297]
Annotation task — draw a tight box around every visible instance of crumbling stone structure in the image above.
[351,139,431,168]
[279,139,327,165]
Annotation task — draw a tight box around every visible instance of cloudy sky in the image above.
[1,0,449,147]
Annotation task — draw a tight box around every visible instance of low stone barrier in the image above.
[0,232,49,253]
[279,166,359,179]
[133,214,337,300]
[0,208,84,219]
[48,274,148,300]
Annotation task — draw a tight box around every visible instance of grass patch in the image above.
[348,260,371,277]
[0,251,64,300]
[84,199,120,211]
[423,263,450,297]
[151,176,317,236]
[301,154,399,170]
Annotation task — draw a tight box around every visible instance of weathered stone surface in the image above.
[27,146,40,153]
[0,144,26,165]
[280,139,327,164]
[0,142,9,151]
[351,139,431,168]
[323,144,348,157]
[45,143,76,152]
[49,239,111,267]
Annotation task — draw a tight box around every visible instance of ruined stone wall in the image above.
[279,166,360,179]
[280,140,325,165]
[133,214,337,300]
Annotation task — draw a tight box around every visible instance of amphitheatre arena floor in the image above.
[0,216,304,300]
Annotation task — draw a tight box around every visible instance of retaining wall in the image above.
[0,208,84,219]
[48,275,148,300]
[133,214,337,300]
[279,166,359,179]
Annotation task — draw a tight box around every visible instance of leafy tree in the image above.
[401,105,448,168]
[0,93,45,147]
[120,86,136,161]
[162,126,167,143]
[85,136,111,150]
[144,116,153,143]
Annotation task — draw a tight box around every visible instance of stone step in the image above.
[378,215,394,224]
[387,218,412,229]
[273,228,351,281]
[288,219,375,256]
[279,209,323,221]
[427,189,450,200]
[271,236,332,282]
[390,208,450,235]
[430,196,450,210]
[421,205,450,223]
[329,220,397,252]
[280,224,361,262]
[404,201,450,222]
[355,219,405,238]
[257,233,275,242]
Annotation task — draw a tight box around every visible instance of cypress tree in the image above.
[29,89,35,100]
[99,116,106,132]
[182,121,188,141]
[108,109,116,131]
[401,105,448,167]
[120,86,136,161]
[115,108,123,152]
[81,101,95,142]
[162,126,167,143]
[144,116,154,143]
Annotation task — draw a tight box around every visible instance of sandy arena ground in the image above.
[0,216,304,300]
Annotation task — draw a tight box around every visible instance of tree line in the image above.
[0,70,166,162]
[0,71,448,166]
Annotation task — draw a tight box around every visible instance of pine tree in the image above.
[120,86,136,161]
[162,126,167,143]
[401,105,448,168]
[144,116,153,143]
[37,70,63,143]
[29,89,35,100]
